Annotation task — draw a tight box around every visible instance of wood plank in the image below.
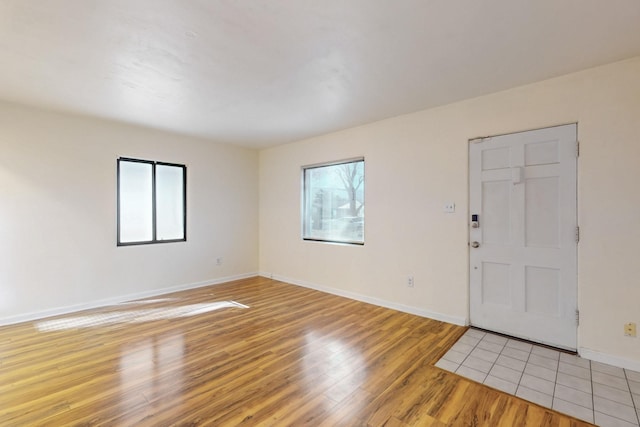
[0,277,594,426]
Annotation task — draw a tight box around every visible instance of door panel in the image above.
[469,124,577,350]
[525,266,560,316]
[525,175,559,248]
[482,180,511,244]
[482,262,511,306]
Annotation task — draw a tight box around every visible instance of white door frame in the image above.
[467,123,579,350]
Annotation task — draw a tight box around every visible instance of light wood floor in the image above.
[0,277,592,426]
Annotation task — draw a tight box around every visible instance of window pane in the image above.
[156,164,185,240]
[303,160,364,244]
[119,161,153,243]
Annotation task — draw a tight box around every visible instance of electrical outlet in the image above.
[624,322,637,337]
[407,276,414,287]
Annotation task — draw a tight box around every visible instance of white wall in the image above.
[1,57,637,369]
[259,57,640,369]
[0,101,259,323]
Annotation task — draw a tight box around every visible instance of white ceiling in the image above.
[1,1,640,149]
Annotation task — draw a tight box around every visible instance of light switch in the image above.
[443,203,455,213]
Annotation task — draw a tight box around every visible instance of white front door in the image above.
[469,124,578,350]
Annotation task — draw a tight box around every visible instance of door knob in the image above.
[471,241,480,248]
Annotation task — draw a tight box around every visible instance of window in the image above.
[302,158,365,244]
[117,158,186,245]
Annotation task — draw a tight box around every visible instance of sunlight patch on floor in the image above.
[36,301,249,331]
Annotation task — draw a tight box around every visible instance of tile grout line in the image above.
[550,350,560,410]
[456,331,485,378]
[590,361,640,426]
[588,358,595,423]
[515,343,534,399]
[551,356,594,423]
[474,332,492,381]
[624,369,640,426]
[481,337,507,387]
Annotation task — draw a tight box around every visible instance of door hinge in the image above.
[576,309,580,326]
[576,140,580,157]
[575,226,580,243]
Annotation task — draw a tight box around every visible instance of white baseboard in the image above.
[579,347,640,372]
[0,272,258,326]
[260,272,467,326]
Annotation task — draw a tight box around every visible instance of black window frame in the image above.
[117,157,187,246]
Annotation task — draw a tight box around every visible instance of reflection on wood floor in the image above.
[0,276,592,426]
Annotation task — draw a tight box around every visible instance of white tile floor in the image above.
[436,328,640,426]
